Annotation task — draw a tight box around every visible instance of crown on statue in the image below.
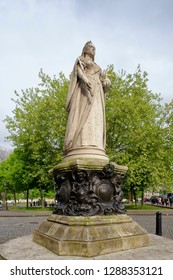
[82,41,95,55]
[84,41,93,47]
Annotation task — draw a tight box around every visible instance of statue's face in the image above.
[85,44,95,57]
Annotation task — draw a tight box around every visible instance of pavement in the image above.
[1,233,173,260]
[1,209,173,260]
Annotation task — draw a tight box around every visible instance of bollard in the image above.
[156,211,162,236]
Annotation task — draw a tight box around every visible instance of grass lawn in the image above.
[125,203,172,211]
[8,205,53,211]
[6,203,172,212]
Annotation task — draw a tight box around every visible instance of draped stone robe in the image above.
[64,56,106,158]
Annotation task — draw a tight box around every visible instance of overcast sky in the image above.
[0,0,173,150]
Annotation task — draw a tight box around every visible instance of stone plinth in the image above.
[33,214,149,257]
[51,157,128,172]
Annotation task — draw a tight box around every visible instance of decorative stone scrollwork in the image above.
[53,163,126,216]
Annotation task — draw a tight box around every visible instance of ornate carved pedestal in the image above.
[52,159,127,216]
[33,158,149,257]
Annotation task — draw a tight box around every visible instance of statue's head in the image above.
[82,41,95,58]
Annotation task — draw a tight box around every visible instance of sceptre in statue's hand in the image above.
[101,70,111,92]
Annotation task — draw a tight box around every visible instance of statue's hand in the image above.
[103,77,111,92]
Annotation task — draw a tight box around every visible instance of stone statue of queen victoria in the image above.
[33,43,147,257]
[64,41,111,160]
[52,41,127,216]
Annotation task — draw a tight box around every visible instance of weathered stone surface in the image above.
[33,214,149,257]
[51,158,128,173]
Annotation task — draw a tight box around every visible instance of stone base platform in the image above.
[33,214,149,257]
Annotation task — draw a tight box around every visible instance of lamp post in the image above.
[4,181,8,211]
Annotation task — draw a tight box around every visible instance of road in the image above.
[0,211,173,244]
[131,214,173,239]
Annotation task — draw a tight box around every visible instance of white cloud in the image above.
[0,0,173,149]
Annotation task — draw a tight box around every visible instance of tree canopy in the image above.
[106,65,171,199]
[2,65,173,202]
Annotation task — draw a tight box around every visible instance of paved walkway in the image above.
[1,209,173,259]
[1,232,173,260]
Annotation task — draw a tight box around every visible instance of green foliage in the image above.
[106,65,172,195]
[3,66,173,198]
[0,149,35,195]
[4,70,69,193]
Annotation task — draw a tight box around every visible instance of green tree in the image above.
[4,66,172,206]
[4,70,69,200]
[0,149,36,207]
[160,100,173,190]
[0,147,12,206]
[106,65,167,203]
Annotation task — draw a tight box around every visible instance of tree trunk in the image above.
[26,189,29,208]
[130,184,134,204]
[40,189,44,209]
[1,192,6,208]
[133,189,137,206]
[141,188,144,206]
[13,191,17,207]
